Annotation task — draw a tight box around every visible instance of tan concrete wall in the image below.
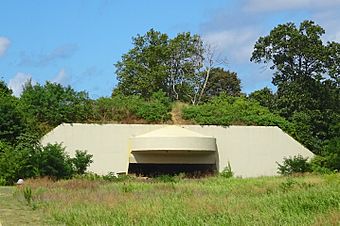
[41,124,314,177]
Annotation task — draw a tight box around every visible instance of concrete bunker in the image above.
[40,124,315,177]
[128,126,217,176]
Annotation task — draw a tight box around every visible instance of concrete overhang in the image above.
[130,126,217,152]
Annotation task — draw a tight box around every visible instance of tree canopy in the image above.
[251,20,339,160]
[19,81,92,129]
[114,29,236,104]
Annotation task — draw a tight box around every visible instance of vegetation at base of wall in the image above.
[277,155,312,176]
[220,161,234,178]
[0,140,92,185]
[1,174,339,225]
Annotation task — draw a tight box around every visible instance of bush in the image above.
[310,156,333,174]
[136,91,172,122]
[182,95,293,132]
[92,91,172,123]
[92,95,143,122]
[277,155,312,175]
[0,140,93,184]
[72,150,93,175]
[0,141,37,185]
[220,162,234,178]
[37,144,74,179]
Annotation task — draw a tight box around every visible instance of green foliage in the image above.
[156,174,180,183]
[0,139,91,184]
[0,94,27,144]
[101,172,132,182]
[0,177,6,185]
[19,81,92,129]
[277,155,311,176]
[250,20,340,160]
[73,172,102,181]
[23,186,33,206]
[310,138,340,172]
[0,80,13,96]
[92,92,171,123]
[202,68,241,101]
[220,162,234,178]
[114,29,204,102]
[72,150,93,175]
[37,144,74,179]
[182,95,293,130]
[0,141,38,185]
[92,95,142,122]
[135,91,172,122]
[248,87,275,110]
[279,178,298,192]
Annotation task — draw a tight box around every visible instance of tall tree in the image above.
[19,81,92,129]
[250,20,340,154]
[201,68,241,101]
[114,29,170,98]
[250,20,339,118]
[0,80,26,144]
[248,87,275,110]
[114,29,205,102]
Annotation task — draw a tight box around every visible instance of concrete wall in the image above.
[41,124,314,177]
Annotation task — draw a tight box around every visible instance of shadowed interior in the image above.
[128,163,217,177]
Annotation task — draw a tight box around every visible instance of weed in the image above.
[121,183,134,193]
[0,177,6,186]
[280,178,297,192]
[220,162,234,178]
[23,186,33,206]
[156,175,179,183]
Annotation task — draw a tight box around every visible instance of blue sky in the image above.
[1,0,339,98]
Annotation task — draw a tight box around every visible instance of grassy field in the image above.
[0,174,340,226]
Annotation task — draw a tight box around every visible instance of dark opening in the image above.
[128,163,216,177]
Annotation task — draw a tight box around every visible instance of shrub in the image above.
[136,91,172,123]
[92,95,143,122]
[23,186,33,206]
[72,150,93,175]
[310,156,333,174]
[37,143,74,179]
[277,155,311,175]
[92,91,172,123]
[0,141,36,185]
[182,95,293,132]
[220,162,234,178]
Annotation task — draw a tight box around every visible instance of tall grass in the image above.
[14,174,340,225]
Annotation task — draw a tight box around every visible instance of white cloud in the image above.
[51,69,70,85]
[203,28,259,63]
[0,37,10,57]
[244,0,340,12]
[8,72,36,97]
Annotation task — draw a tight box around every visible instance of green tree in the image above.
[72,150,93,175]
[0,80,12,96]
[36,143,74,179]
[114,29,205,102]
[250,20,338,118]
[250,20,339,157]
[19,81,92,129]
[248,87,275,110]
[0,81,27,144]
[202,68,241,101]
